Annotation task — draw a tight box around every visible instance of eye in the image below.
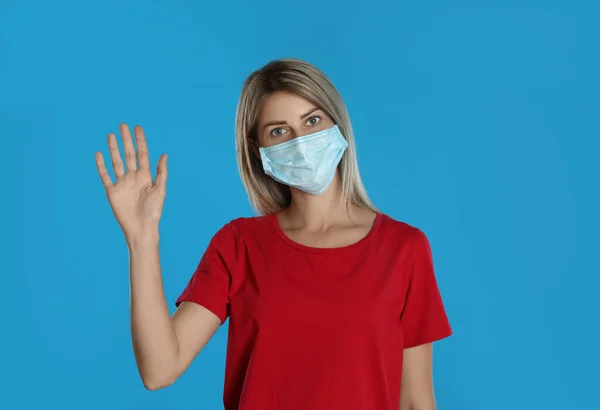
[270,127,287,137]
[306,116,321,126]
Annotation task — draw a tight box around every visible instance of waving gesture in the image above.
[95,124,168,240]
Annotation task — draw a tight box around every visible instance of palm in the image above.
[95,124,168,239]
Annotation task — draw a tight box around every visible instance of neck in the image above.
[281,173,350,231]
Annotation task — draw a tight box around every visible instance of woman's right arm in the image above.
[128,232,221,391]
[96,123,221,390]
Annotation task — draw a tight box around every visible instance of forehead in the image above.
[258,90,317,123]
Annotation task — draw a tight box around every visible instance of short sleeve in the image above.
[400,229,453,349]
[175,222,240,324]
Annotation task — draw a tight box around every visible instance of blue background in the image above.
[1,0,598,409]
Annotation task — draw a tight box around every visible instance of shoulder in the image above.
[199,215,272,265]
[211,214,273,243]
[375,213,434,260]
[378,213,428,242]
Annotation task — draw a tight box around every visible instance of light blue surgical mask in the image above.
[259,124,348,196]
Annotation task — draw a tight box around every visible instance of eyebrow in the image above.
[262,107,322,129]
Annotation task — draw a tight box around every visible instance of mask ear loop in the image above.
[248,131,261,159]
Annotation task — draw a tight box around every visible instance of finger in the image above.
[155,154,168,192]
[107,133,125,178]
[134,125,151,170]
[95,152,114,189]
[120,123,137,173]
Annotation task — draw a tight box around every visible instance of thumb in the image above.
[155,154,168,191]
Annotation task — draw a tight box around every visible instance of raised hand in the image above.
[95,124,168,241]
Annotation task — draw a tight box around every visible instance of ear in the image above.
[248,136,261,159]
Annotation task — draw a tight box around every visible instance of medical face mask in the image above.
[259,124,348,196]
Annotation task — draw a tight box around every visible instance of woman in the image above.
[95,58,452,410]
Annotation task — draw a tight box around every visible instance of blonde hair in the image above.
[235,58,377,215]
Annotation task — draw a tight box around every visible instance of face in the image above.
[255,90,335,149]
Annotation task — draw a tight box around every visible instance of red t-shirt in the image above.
[176,212,452,410]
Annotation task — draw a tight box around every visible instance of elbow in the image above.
[143,380,169,391]
[401,397,436,410]
[411,400,437,410]
[409,402,437,410]
[141,372,176,391]
[136,352,181,391]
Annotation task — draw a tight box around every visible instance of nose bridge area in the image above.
[288,121,333,141]
[291,123,314,139]
[290,124,305,139]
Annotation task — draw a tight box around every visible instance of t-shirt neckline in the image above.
[268,211,383,254]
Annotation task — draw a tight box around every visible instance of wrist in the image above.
[126,228,160,250]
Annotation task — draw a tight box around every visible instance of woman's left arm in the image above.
[399,343,437,410]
